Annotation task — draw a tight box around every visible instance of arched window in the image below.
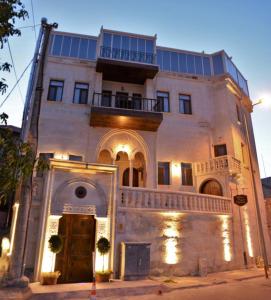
[200,179,223,196]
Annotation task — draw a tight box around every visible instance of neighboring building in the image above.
[261,177,271,241]
[13,24,270,283]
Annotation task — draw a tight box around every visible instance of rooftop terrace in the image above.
[48,27,249,97]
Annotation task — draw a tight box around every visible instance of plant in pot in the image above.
[96,237,111,282]
[41,234,63,285]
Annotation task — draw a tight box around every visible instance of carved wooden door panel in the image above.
[55,214,96,283]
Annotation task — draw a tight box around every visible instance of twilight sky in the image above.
[1,0,271,177]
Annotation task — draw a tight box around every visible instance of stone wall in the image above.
[265,198,271,242]
[115,209,238,278]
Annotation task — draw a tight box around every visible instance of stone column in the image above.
[129,160,133,187]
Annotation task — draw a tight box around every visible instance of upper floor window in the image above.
[47,80,64,101]
[158,162,170,185]
[73,83,89,104]
[156,91,170,112]
[179,94,192,114]
[181,163,193,186]
[214,144,227,157]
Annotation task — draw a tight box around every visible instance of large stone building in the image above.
[11,22,271,283]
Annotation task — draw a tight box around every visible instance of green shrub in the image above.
[48,235,63,254]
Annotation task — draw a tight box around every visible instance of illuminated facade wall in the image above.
[17,26,271,282]
[114,211,236,276]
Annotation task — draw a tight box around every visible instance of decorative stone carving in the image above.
[63,204,96,215]
[41,215,61,273]
[52,178,107,217]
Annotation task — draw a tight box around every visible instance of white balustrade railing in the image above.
[119,187,232,215]
[194,155,241,176]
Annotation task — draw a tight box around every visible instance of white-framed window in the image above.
[179,94,192,114]
[47,80,64,101]
[73,83,89,104]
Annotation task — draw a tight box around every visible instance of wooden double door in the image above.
[55,214,96,283]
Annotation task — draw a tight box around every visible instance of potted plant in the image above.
[40,234,63,285]
[95,237,111,282]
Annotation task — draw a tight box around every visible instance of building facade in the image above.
[13,24,271,283]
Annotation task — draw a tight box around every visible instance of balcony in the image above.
[119,187,232,215]
[194,155,241,176]
[90,93,163,131]
[96,46,159,84]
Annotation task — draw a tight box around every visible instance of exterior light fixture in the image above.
[172,163,180,177]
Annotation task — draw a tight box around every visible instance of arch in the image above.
[95,129,150,162]
[97,149,113,164]
[52,177,107,217]
[199,179,223,196]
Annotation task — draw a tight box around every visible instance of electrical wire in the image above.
[0,59,33,108]
[7,40,24,105]
[17,24,40,30]
[30,0,37,41]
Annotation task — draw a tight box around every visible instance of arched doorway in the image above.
[123,168,139,187]
[200,179,223,196]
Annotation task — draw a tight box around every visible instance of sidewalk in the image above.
[0,268,268,300]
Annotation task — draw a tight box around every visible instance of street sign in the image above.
[234,194,248,206]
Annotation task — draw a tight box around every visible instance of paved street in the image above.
[104,277,271,300]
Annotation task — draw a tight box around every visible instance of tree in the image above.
[0,125,34,206]
[0,0,28,120]
[0,121,49,207]
[0,0,29,92]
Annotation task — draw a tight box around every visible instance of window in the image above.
[179,94,192,114]
[69,154,82,161]
[236,104,241,123]
[158,162,170,185]
[156,91,170,112]
[214,144,227,157]
[181,163,193,186]
[73,83,89,104]
[47,80,64,101]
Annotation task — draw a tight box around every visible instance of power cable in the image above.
[7,40,24,105]
[17,24,40,30]
[0,59,33,108]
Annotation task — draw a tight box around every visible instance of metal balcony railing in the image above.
[99,46,156,65]
[92,92,166,113]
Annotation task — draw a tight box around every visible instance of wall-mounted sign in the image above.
[234,194,248,206]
